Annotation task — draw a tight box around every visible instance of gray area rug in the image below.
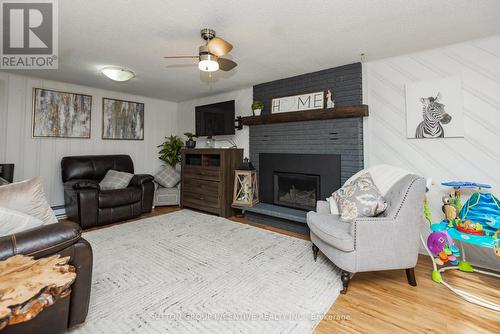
[71,210,341,333]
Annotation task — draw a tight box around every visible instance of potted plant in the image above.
[157,135,183,167]
[184,132,197,149]
[251,101,264,116]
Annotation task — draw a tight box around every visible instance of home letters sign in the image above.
[271,91,324,113]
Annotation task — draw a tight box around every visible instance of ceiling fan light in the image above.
[198,54,219,72]
[198,60,219,72]
[101,67,135,82]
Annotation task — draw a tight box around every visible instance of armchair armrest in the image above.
[316,200,331,214]
[71,179,100,191]
[351,216,421,271]
[0,221,82,260]
[130,174,155,213]
[130,174,154,187]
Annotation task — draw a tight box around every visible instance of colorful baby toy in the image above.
[426,231,449,255]
[422,181,500,311]
[494,230,500,259]
[442,191,458,221]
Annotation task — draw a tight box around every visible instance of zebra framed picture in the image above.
[405,77,463,139]
[102,98,144,140]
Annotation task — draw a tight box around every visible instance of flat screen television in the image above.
[195,100,235,136]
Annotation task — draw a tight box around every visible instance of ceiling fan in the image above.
[164,28,237,72]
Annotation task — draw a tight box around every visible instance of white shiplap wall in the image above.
[0,72,178,207]
[364,35,500,270]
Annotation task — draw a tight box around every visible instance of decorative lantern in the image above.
[232,158,259,207]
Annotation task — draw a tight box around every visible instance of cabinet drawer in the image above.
[184,167,220,181]
[183,178,219,194]
[183,190,219,205]
[182,191,220,214]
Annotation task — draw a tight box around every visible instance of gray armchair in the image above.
[307,174,426,294]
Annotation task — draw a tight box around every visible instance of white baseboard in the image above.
[52,206,67,220]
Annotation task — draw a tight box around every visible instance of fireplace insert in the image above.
[259,153,341,211]
[273,172,320,211]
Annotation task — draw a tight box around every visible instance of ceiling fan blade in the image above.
[207,37,233,56]
[163,56,198,59]
[218,58,237,71]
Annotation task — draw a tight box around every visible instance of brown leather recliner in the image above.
[0,222,92,334]
[61,155,154,229]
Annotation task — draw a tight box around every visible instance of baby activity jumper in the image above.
[422,181,500,311]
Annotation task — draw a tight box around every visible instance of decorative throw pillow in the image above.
[99,169,134,190]
[154,165,181,188]
[0,207,44,237]
[0,176,58,224]
[0,177,9,186]
[332,173,387,222]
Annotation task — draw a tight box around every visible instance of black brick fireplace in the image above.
[251,62,364,185]
[260,153,341,211]
[241,62,364,234]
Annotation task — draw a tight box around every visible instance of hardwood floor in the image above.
[314,255,499,334]
[78,207,500,333]
[231,211,499,334]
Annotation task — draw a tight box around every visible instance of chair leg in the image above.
[312,243,319,262]
[405,268,417,287]
[340,271,351,294]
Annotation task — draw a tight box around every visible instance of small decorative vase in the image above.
[253,109,262,116]
[206,136,215,148]
[185,139,196,149]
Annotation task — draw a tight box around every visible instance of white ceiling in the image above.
[10,0,500,102]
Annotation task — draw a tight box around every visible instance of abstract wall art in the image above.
[102,98,144,140]
[32,88,92,138]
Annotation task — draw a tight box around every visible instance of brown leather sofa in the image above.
[0,222,92,334]
[61,155,154,229]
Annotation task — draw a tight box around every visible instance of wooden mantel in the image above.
[240,105,368,126]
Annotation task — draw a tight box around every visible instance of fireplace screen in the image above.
[273,172,320,211]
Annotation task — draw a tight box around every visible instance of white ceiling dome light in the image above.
[101,67,135,82]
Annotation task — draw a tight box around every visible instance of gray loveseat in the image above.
[307,174,426,294]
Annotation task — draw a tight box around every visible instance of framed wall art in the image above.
[405,77,463,139]
[102,97,144,140]
[32,88,92,138]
